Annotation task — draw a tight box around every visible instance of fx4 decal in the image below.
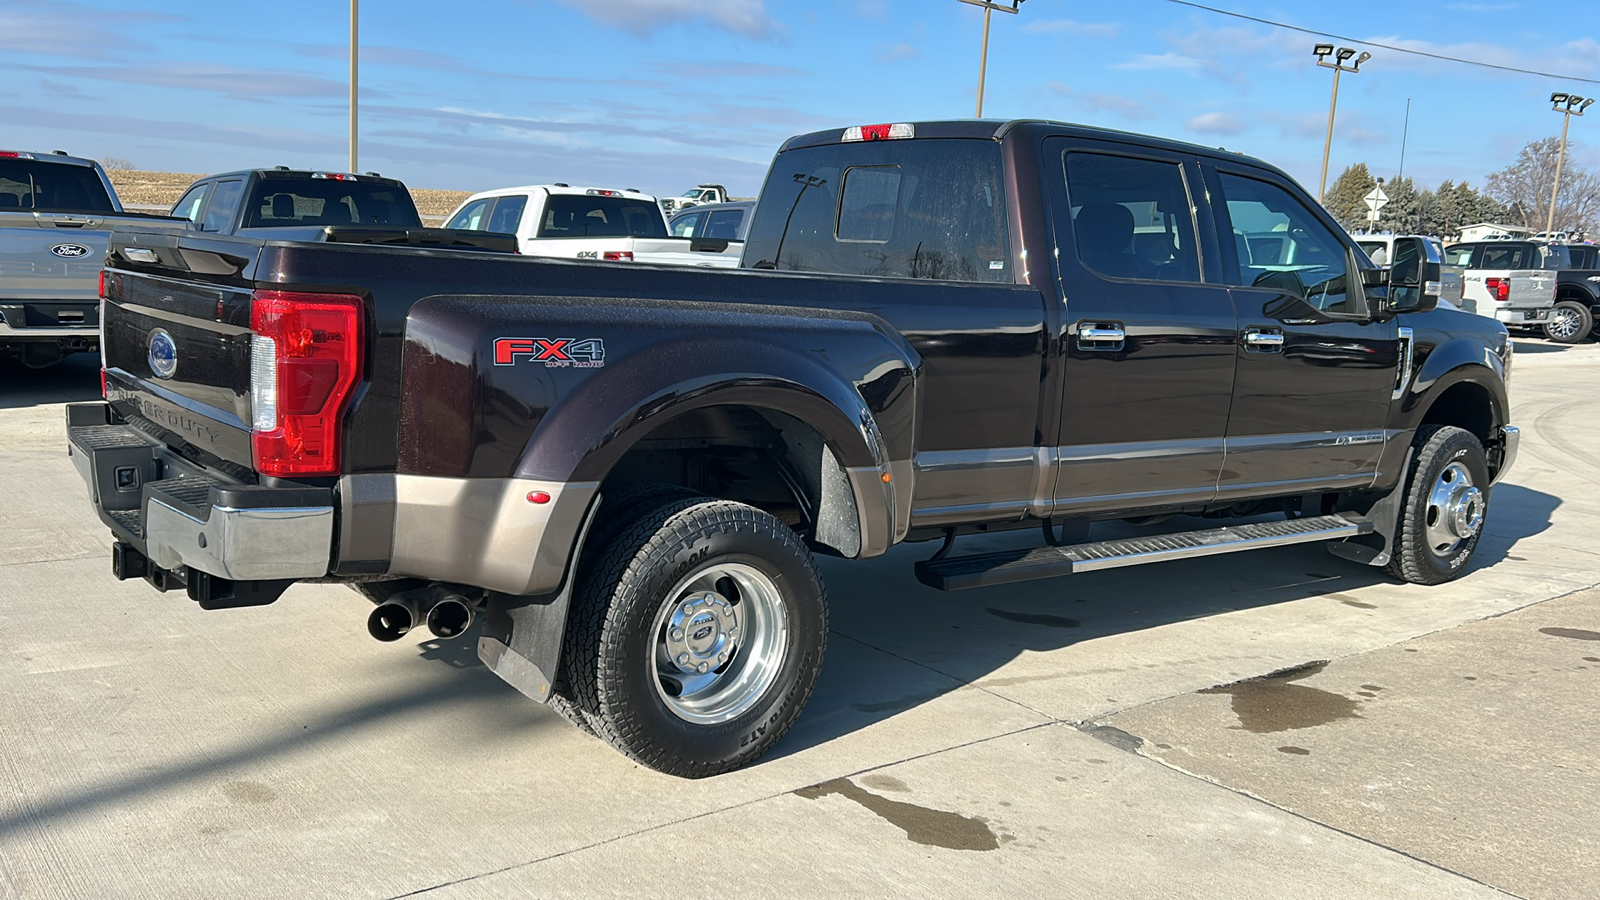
[494,337,606,368]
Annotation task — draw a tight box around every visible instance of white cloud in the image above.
[0,0,182,61]
[1022,19,1119,39]
[1116,53,1203,73]
[1186,112,1247,136]
[878,43,919,63]
[1047,82,1154,121]
[555,0,779,39]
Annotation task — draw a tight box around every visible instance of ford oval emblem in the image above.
[50,243,92,259]
[148,329,178,380]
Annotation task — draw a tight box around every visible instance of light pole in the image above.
[1313,44,1371,204]
[959,0,1024,118]
[349,0,359,174]
[1547,92,1593,236]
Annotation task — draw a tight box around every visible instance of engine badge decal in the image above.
[494,337,605,368]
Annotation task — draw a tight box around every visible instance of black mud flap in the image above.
[1328,446,1414,568]
[475,500,600,703]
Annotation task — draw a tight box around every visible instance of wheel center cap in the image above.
[664,591,739,674]
[1450,486,1485,538]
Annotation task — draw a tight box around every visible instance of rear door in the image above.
[1045,138,1237,514]
[1206,163,1398,499]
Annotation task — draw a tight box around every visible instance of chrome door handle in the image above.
[1243,327,1284,351]
[1077,322,1125,349]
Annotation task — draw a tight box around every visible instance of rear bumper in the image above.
[0,300,99,340]
[1493,307,1551,323]
[66,401,333,585]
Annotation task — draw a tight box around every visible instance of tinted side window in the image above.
[172,184,211,223]
[703,209,744,240]
[486,195,527,234]
[200,179,244,232]
[1063,152,1200,283]
[670,211,703,237]
[448,198,491,231]
[1218,171,1355,314]
[1444,245,1476,266]
[742,139,1011,283]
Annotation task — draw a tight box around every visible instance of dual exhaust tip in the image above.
[367,585,477,642]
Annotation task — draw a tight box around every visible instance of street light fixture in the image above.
[1313,43,1372,203]
[1546,91,1593,236]
[959,0,1024,118]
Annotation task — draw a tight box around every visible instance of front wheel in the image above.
[1543,300,1595,344]
[565,492,827,778]
[1385,425,1490,585]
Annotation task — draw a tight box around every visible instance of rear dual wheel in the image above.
[558,489,827,778]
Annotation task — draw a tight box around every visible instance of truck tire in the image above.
[1384,425,1489,585]
[565,492,827,777]
[1543,300,1594,343]
[547,484,705,736]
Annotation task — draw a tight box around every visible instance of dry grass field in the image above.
[105,169,472,218]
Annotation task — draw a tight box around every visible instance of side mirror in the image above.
[1386,236,1441,314]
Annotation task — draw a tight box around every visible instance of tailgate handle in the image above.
[122,248,158,263]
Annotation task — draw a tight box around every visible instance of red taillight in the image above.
[311,172,357,181]
[0,151,19,158]
[603,251,634,262]
[249,290,363,477]
[1485,277,1511,302]
[100,368,107,398]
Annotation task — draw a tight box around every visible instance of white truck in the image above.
[444,184,704,265]
[1442,240,1562,325]
[659,183,730,215]
[1357,235,1464,308]
[0,150,188,366]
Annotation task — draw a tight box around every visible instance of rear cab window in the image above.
[242,177,422,228]
[0,159,115,212]
[742,139,1012,282]
[537,195,667,238]
[670,211,703,237]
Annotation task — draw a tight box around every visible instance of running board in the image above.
[915,515,1373,591]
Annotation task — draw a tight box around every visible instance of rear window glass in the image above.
[0,159,115,212]
[537,195,667,238]
[742,139,1011,282]
[242,178,422,228]
[1479,245,1525,269]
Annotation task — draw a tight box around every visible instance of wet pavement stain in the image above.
[1361,685,1384,691]
[222,781,276,804]
[794,778,999,851]
[1585,657,1600,663]
[859,774,909,793]
[1540,627,1600,641]
[1464,676,1478,681]
[1078,723,1145,753]
[1338,598,1378,609]
[1357,691,1377,698]
[1277,746,1311,755]
[1199,661,1362,734]
[986,607,1079,628]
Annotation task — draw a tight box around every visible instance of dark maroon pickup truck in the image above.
[68,120,1516,776]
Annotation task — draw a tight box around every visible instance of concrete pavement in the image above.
[0,341,1596,899]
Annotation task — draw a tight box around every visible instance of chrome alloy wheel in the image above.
[1424,461,1484,556]
[1548,305,1584,341]
[650,562,789,725]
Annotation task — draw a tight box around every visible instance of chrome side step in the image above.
[915,515,1373,591]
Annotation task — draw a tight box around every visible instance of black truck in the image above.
[68,120,1517,777]
[1546,243,1600,343]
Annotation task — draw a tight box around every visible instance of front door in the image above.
[1046,140,1238,515]
[1206,165,1400,500]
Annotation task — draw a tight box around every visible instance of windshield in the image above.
[537,195,667,238]
[0,159,115,212]
[682,190,703,198]
[242,178,422,227]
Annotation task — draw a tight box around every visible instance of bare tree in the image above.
[1485,137,1600,233]
[98,156,137,171]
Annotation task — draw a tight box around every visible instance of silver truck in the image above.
[1443,239,1562,326]
[0,150,188,366]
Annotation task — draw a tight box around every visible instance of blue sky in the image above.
[3,0,1597,199]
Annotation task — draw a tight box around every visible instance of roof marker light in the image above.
[842,123,915,142]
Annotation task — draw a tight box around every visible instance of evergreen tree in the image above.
[1377,177,1419,233]
[1322,163,1376,232]
[1415,187,1440,236]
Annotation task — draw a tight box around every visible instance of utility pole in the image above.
[1547,92,1593,236]
[959,0,1024,118]
[349,0,359,174]
[1398,98,1410,181]
[1312,44,1372,204]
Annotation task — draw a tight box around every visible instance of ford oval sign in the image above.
[50,243,92,259]
[148,329,178,380]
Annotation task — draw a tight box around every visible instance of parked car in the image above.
[1545,243,1600,342]
[666,200,755,268]
[1357,235,1464,308]
[0,150,188,366]
[1443,240,1562,328]
[660,183,730,215]
[71,119,1514,778]
[444,184,705,264]
[166,167,512,251]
